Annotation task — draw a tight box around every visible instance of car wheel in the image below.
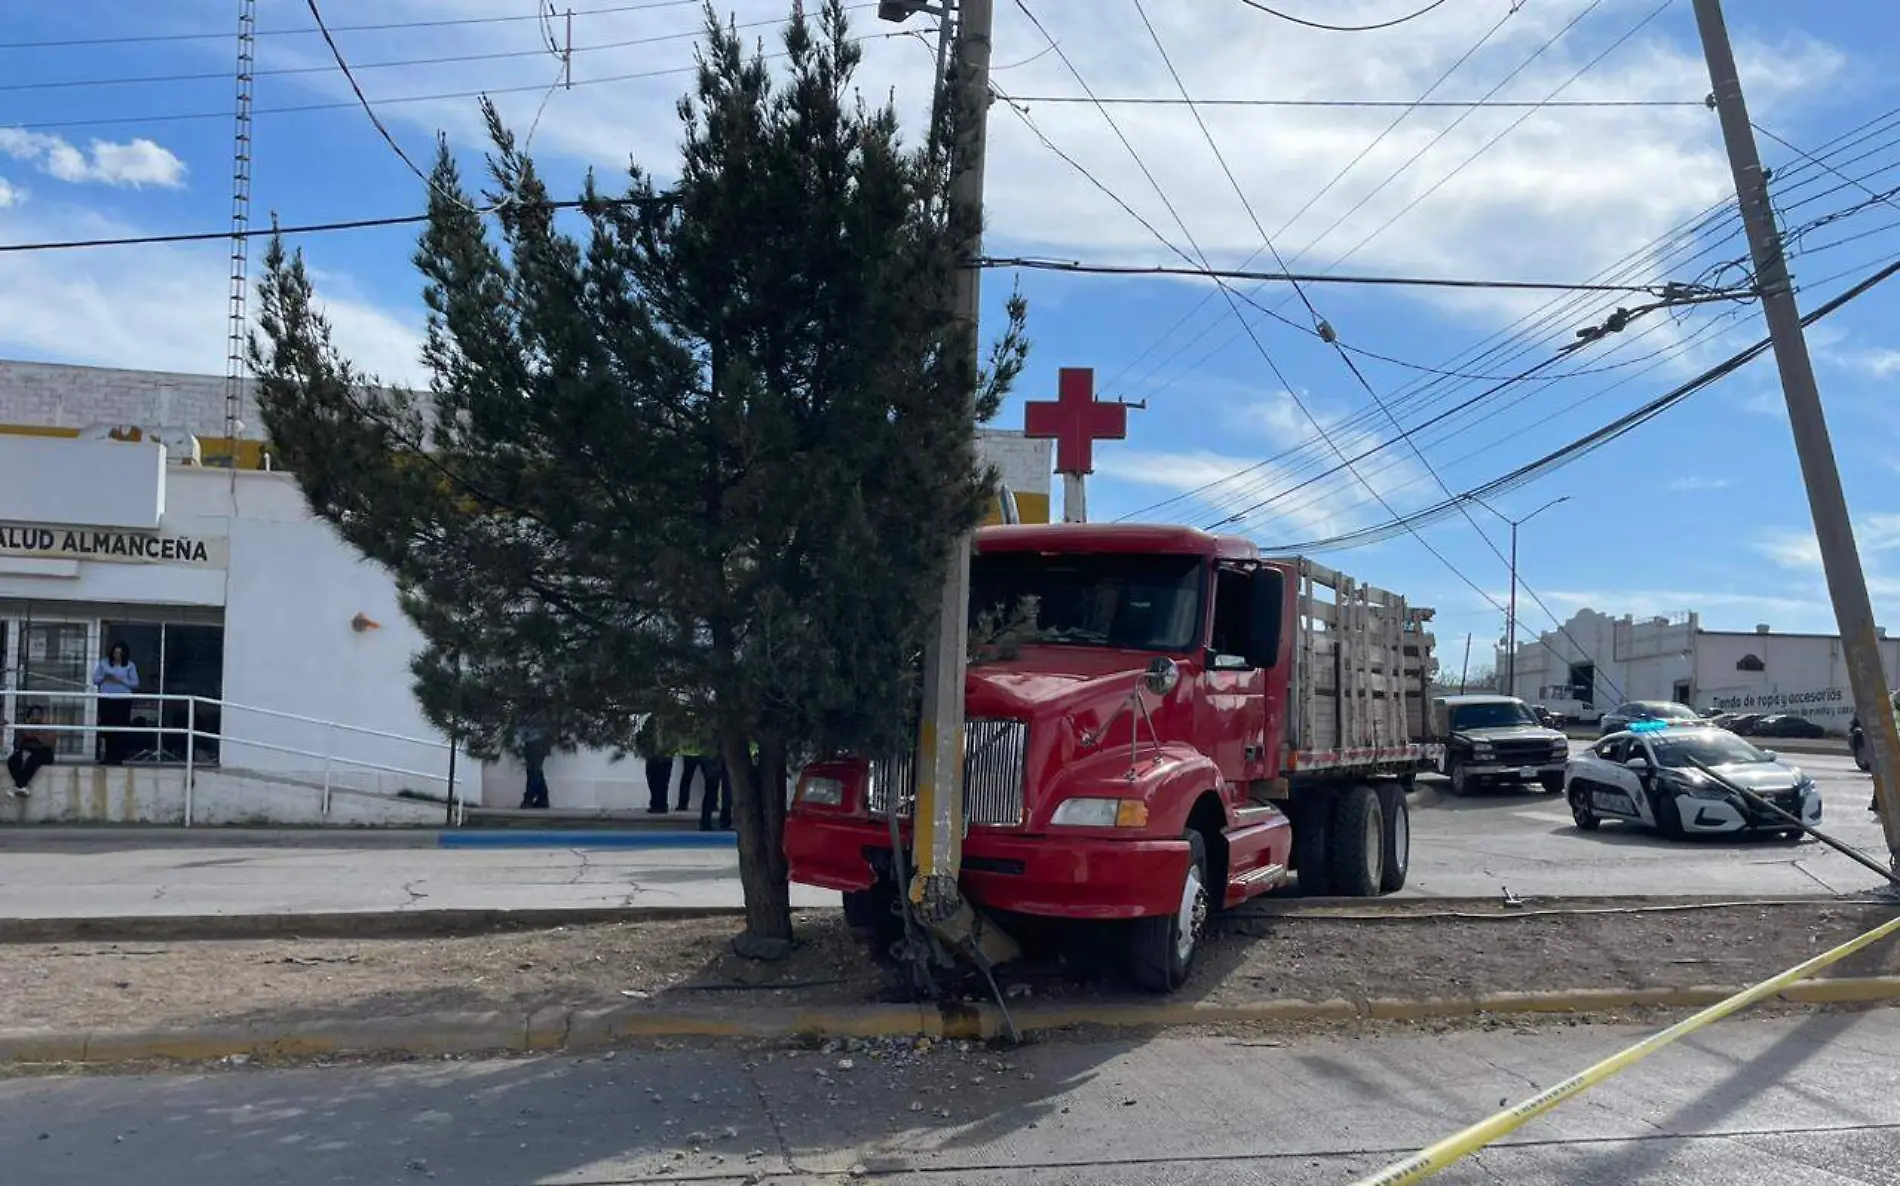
[1327,785,1386,898]
[1376,783,1409,893]
[1129,830,1208,993]
[1653,789,1685,839]
[1569,783,1601,831]
[1855,745,1871,773]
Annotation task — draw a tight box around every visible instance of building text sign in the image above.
[0,524,227,569]
[1707,686,1851,720]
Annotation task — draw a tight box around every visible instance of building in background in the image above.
[0,358,1053,818]
[1501,607,1899,733]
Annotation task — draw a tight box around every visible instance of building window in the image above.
[3,601,224,766]
[1736,653,1765,672]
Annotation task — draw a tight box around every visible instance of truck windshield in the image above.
[1450,702,1537,729]
[970,551,1205,652]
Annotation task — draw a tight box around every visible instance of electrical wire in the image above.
[1095,0,1529,401]
[0,6,879,94]
[0,198,669,254]
[1261,255,1900,552]
[1005,94,1704,109]
[0,0,705,50]
[302,0,456,202]
[1233,0,1452,34]
[978,257,1690,294]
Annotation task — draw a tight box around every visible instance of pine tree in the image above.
[249,0,1029,952]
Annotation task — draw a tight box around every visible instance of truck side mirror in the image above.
[1245,567,1284,670]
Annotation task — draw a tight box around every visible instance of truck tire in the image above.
[1328,785,1385,898]
[1376,783,1409,893]
[1129,830,1208,994]
[1446,760,1471,796]
[1293,797,1334,897]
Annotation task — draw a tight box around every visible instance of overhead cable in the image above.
[1233,0,1452,33]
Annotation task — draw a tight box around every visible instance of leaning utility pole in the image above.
[887,0,1014,962]
[1694,0,1900,866]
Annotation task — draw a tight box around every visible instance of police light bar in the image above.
[1629,720,1671,733]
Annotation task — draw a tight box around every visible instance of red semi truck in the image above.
[784,523,1442,991]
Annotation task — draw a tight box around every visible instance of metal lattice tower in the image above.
[222,0,257,472]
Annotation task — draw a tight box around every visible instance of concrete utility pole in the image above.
[887,0,1004,940]
[1694,0,1900,866]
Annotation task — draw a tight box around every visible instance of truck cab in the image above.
[785,523,1437,992]
[1434,693,1571,795]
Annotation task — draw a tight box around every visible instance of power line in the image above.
[302,0,448,200]
[0,198,669,254]
[1263,255,1900,552]
[979,256,1715,295]
[1004,94,1704,109]
[0,6,878,94]
[0,0,705,50]
[6,32,912,135]
[1234,0,1452,34]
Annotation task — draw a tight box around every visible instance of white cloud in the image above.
[1668,475,1730,491]
[0,202,422,385]
[1836,347,1900,378]
[0,128,187,189]
[0,177,20,208]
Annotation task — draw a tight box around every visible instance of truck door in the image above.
[1205,564,1269,786]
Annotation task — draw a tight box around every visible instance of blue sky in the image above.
[3,0,1900,653]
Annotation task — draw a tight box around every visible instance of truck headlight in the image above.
[795,775,847,807]
[1473,744,1495,760]
[1051,798,1150,828]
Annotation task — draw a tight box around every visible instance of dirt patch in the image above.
[3,901,1895,1035]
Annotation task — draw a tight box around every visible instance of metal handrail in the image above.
[5,691,467,826]
[6,688,453,752]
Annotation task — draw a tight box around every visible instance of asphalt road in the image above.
[1405,747,1894,900]
[0,749,1887,921]
[5,1010,1898,1184]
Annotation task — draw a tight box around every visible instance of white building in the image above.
[1501,607,1900,733]
[0,359,1053,822]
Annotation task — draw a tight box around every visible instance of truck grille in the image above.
[1493,740,1561,765]
[866,718,1028,828]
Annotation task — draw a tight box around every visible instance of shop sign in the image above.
[0,524,228,569]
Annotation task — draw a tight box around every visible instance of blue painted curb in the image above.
[437,830,738,849]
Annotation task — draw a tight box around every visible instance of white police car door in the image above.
[1586,735,1647,821]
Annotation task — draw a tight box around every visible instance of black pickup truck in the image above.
[1433,694,1573,795]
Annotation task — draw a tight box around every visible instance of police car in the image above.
[1564,721,1821,838]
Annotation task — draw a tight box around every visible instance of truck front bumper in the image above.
[1463,761,1567,782]
[785,814,1190,921]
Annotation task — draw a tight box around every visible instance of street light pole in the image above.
[1476,495,1569,700]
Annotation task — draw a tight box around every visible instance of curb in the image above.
[0,906,748,945]
[7,978,1899,1067]
[437,830,737,850]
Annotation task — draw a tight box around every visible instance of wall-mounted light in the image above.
[351,612,381,633]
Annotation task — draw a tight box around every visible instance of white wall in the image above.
[1696,631,1900,730]
[0,763,445,827]
[211,470,459,792]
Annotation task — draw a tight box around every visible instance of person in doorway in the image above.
[6,706,54,797]
[516,720,552,810]
[92,642,139,766]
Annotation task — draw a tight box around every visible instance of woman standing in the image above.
[92,641,139,766]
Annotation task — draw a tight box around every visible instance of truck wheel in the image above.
[1376,783,1409,893]
[1539,773,1566,795]
[1129,830,1208,993]
[1293,797,1334,897]
[1447,761,1470,796]
[1327,785,1385,898]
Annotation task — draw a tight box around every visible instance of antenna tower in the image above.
[223,0,257,476]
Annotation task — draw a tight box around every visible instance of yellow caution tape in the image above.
[1351,910,1900,1186]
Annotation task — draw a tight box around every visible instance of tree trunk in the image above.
[727,729,793,957]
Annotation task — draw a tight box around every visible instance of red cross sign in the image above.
[1023,368,1126,476]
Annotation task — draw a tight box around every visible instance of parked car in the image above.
[1725,712,1767,736]
[1598,700,1702,737]
[1852,716,1868,771]
[1565,724,1820,838]
[1434,694,1572,795]
[1751,714,1828,739]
